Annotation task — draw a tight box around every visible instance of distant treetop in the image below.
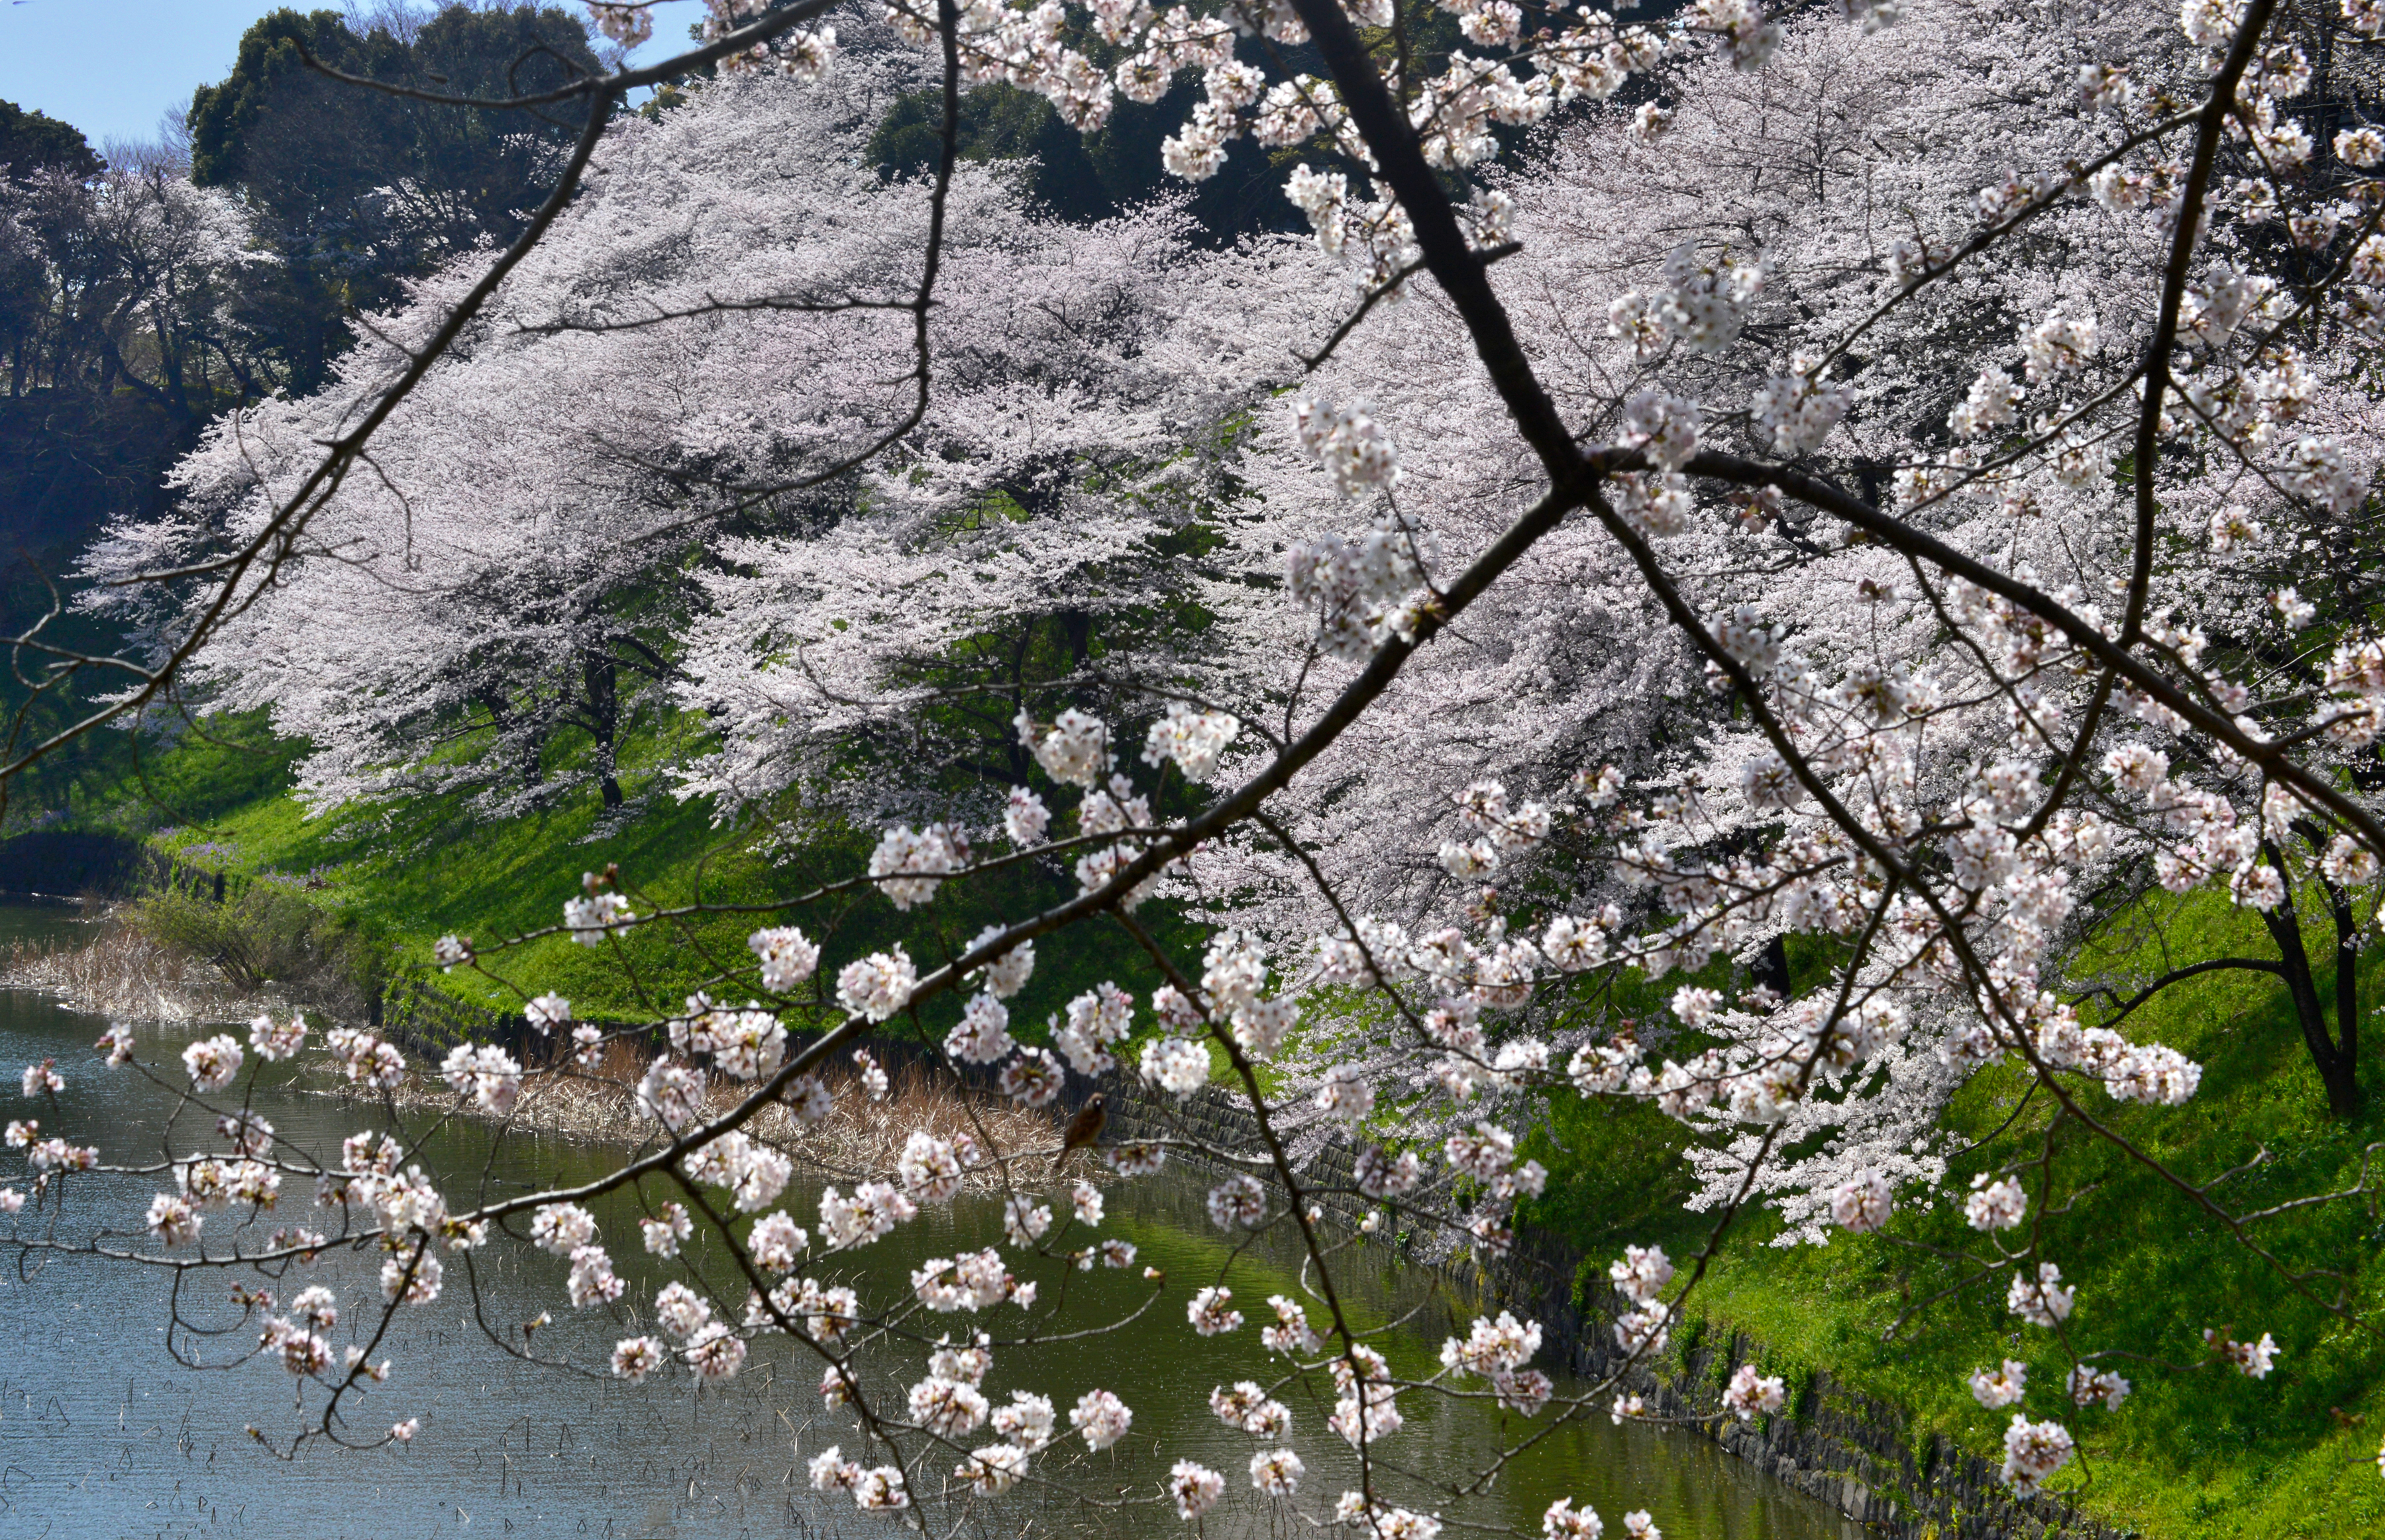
[0,99,101,182]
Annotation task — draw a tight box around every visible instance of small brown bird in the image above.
[1053,1093,1106,1172]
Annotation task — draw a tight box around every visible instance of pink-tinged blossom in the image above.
[999,1047,1066,1107]
[1206,1175,1267,1229]
[955,1442,1028,1494]
[1247,1301,1315,1363]
[1609,1245,1674,1304]
[684,1323,747,1380]
[1964,1176,2028,1231]
[945,992,1016,1066]
[326,1028,405,1092]
[562,888,633,945]
[1999,1413,2074,1494]
[991,1390,1056,1452]
[852,1049,888,1102]
[1615,1303,1671,1357]
[1003,1195,1052,1247]
[641,1203,692,1258]
[217,1111,274,1158]
[747,926,820,991]
[2007,1263,2076,1327]
[1188,1285,1244,1335]
[1141,1037,1210,1096]
[749,1210,809,1272]
[908,1374,990,1437]
[1071,1388,1133,1450]
[835,947,916,1021]
[1004,786,1051,846]
[1968,1359,2027,1408]
[1722,1364,1786,1420]
[146,1192,201,1247]
[1167,1459,1224,1519]
[968,926,1035,998]
[439,1043,522,1115]
[611,1335,664,1382]
[1544,1498,1604,1538]
[566,1245,624,1307]
[2207,1327,2282,1379]
[784,1072,832,1122]
[1249,1447,1303,1495]
[1830,1173,1893,1233]
[1357,1145,1420,1197]
[634,1060,706,1131]
[1022,708,1108,787]
[530,1202,598,1256]
[181,1035,242,1093]
[868,822,966,909]
[816,1180,917,1250]
[380,1249,443,1305]
[2068,1366,2130,1409]
[1293,395,1399,495]
[1334,1496,1442,1539]
[1104,1142,1166,1176]
[1144,703,1240,783]
[852,1466,908,1510]
[1314,1063,1373,1121]
[1442,1311,1542,1380]
[250,1012,307,1060]
[808,1445,861,1492]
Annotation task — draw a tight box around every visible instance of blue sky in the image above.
[0,1,708,152]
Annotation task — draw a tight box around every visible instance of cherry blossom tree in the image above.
[17,0,2385,1529]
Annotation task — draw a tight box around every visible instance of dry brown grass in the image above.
[319,1038,1065,1190]
[0,915,258,1024]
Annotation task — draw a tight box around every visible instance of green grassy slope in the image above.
[1524,897,2385,1539]
[75,713,1182,1035]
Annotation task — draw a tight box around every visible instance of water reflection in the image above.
[0,905,1858,1539]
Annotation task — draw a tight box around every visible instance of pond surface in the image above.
[0,905,1859,1539]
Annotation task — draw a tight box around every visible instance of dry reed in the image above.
[312,1038,1068,1192]
[5,913,1068,1188]
[0,916,260,1024]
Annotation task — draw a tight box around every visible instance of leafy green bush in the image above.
[132,883,347,994]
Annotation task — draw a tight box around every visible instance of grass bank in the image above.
[46,711,1184,1046]
[1521,894,2385,1539]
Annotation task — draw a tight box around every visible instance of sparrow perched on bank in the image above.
[1053,1094,1106,1171]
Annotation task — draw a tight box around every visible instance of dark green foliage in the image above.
[189,5,602,395]
[866,78,1297,238]
[0,391,177,576]
[132,880,340,992]
[0,101,101,181]
[1520,1088,1701,1257]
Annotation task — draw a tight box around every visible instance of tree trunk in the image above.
[2256,843,2360,1117]
[474,686,543,788]
[584,651,623,809]
[1752,934,1791,998]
